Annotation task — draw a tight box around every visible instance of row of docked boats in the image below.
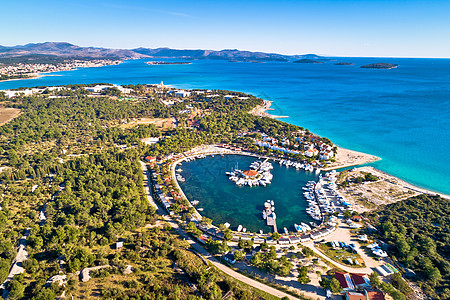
[261,200,276,220]
[226,160,274,187]
[250,160,273,172]
[293,222,313,233]
[278,159,318,173]
[182,154,207,162]
[303,181,323,221]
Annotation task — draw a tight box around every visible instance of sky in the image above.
[2,0,450,58]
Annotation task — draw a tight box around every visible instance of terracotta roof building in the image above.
[364,290,385,300]
[242,170,258,177]
[351,273,371,289]
[335,271,356,291]
[345,292,366,300]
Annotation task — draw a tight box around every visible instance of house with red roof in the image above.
[144,156,156,163]
[335,271,356,291]
[364,289,385,300]
[345,292,366,300]
[351,273,371,289]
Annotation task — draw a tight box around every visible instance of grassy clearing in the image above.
[317,243,365,268]
[0,106,21,125]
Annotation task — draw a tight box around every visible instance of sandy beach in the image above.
[249,100,289,118]
[323,146,380,171]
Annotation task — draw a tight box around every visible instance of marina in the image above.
[178,154,318,232]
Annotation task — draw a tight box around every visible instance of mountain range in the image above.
[0,42,322,62]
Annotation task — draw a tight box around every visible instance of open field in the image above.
[119,117,176,130]
[0,106,21,125]
[336,167,425,211]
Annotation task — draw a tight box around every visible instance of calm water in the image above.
[1,58,449,195]
[178,155,318,232]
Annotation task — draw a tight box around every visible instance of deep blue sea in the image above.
[1,58,449,195]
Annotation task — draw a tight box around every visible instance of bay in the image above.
[178,155,318,232]
[1,57,449,195]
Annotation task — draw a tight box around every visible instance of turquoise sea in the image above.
[1,58,449,195]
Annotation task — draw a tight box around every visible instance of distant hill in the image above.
[0,42,146,59]
[0,42,325,62]
[133,47,292,62]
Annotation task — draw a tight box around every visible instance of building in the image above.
[224,253,236,264]
[351,273,371,289]
[345,292,366,300]
[335,271,356,291]
[242,170,259,178]
[84,84,132,94]
[364,289,385,300]
[144,156,156,163]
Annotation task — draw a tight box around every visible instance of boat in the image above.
[243,228,247,233]
[284,227,288,235]
[259,230,263,234]
[262,210,267,219]
[176,168,183,173]
[237,225,243,232]
[294,224,303,233]
[197,208,204,211]
[191,200,199,206]
[301,222,311,231]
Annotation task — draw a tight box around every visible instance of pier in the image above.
[266,215,278,232]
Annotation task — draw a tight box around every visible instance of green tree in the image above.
[234,250,244,261]
[297,266,310,284]
[330,278,342,293]
[271,232,280,240]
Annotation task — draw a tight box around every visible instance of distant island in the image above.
[293,59,324,64]
[146,61,192,65]
[361,63,398,69]
[334,62,354,66]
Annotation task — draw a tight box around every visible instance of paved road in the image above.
[303,224,381,274]
[140,161,297,300]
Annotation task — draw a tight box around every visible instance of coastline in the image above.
[248,99,447,200]
[322,146,381,171]
[249,99,289,119]
[0,60,124,83]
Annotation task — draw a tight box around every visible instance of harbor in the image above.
[177,153,318,232]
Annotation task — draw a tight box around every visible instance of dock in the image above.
[266,215,278,233]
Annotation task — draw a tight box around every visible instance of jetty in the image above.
[262,200,278,232]
[267,215,278,233]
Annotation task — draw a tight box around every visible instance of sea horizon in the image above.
[1,57,449,196]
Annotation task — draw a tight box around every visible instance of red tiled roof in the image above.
[242,170,258,176]
[346,292,366,300]
[351,273,368,285]
[335,271,349,288]
[365,290,385,300]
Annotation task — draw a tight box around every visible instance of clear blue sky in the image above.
[2,0,450,58]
